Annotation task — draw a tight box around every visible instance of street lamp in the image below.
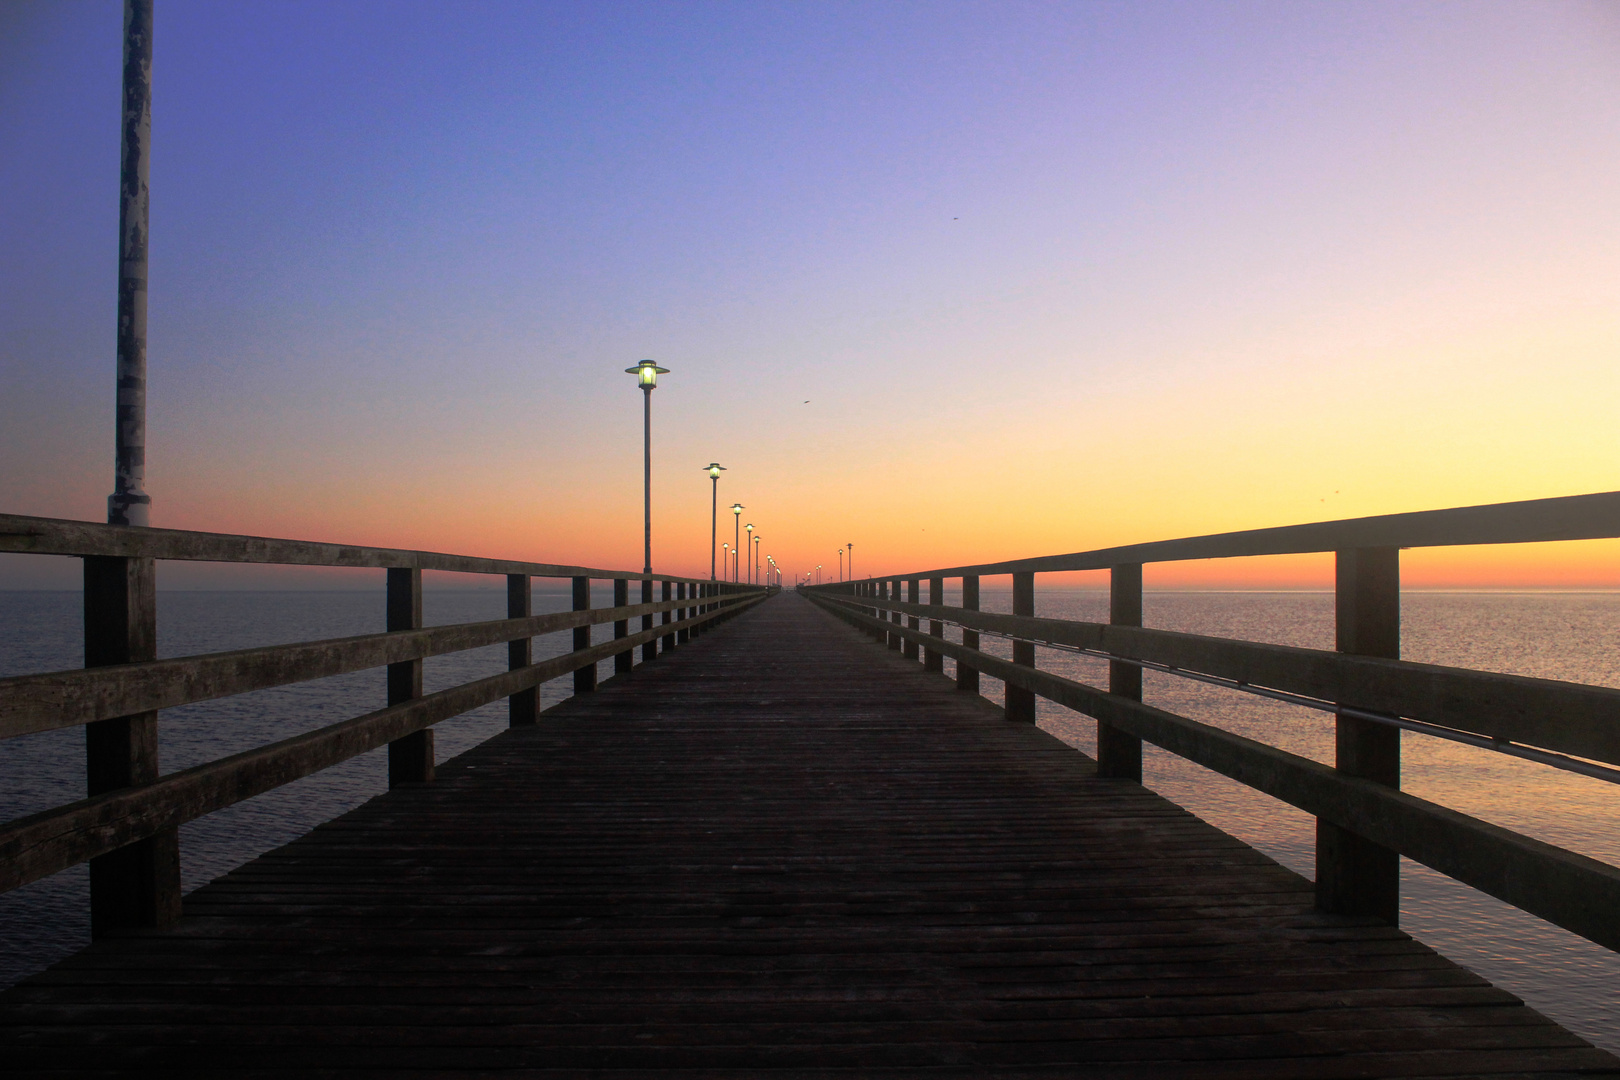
[816,564,822,585]
[624,360,669,574]
[744,524,755,584]
[838,547,843,582]
[723,543,731,581]
[846,541,854,582]
[729,503,745,583]
[702,462,725,580]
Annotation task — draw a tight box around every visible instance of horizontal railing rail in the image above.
[844,596,1620,768]
[0,604,732,895]
[0,513,768,934]
[804,489,1620,957]
[861,489,1620,579]
[805,599,1620,953]
[0,597,695,739]
[0,513,715,581]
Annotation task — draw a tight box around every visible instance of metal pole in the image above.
[710,476,717,580]
[733,515,740,583]
[110,0,153,528]
[642,387,652,573]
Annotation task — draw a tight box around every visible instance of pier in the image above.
[3,496,1620,1074]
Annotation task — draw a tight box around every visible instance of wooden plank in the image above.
[0,601,762,894]
[821,489,1620,578]
[811,595,1620,955]
[0,512,721,583]
[0,592,1609,1075]
[0,595,760,740]
[835,595,1620,766]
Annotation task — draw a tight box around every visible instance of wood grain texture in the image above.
[1,593,1613,1077]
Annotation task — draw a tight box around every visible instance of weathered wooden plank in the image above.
[0,600,763,894]
[825,489,1620,578]
[0,595,759,739]
[0,512,721,583]
[836,595,1620,766]
[0,590,1610,1076]
[811,595,1620,955]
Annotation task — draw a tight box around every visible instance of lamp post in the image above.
[816,564,822,585]
[729,503,744,582]
[846,542,854,582]
[743,523,755,585]
[723,543,730,582]
[838,547,843,582]
[702,463,725,580]
[624,361,669,573]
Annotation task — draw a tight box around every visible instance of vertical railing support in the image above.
[1317,547,1401,924]
[957,575,980,693]
[889,578,902,650]
[387,567,432,784]
[662,580,676,650]
[84,554,180,935]
[509,574,539,724]
[1098,564,1143,779]
[613,578,632,675]
[677,582,690,644]
[574,576,598,693]
[904,579,920,660]
[924,576,944,673]
[1006,571,1036,723]
[641,579,656,660]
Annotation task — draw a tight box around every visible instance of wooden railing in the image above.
[804,490,1620,953]
[0,514,767,934]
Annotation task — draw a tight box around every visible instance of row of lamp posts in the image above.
[625,361,771,588]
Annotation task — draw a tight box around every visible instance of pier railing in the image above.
[805,490,1620,953]
[0,514,766,933]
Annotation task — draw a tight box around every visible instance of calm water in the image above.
[1,588,1617,1053]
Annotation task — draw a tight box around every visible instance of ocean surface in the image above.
[1,587,1617,1054]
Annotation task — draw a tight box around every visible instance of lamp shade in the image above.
[625,360,669,388]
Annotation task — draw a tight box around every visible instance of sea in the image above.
[1,587,1617,1054]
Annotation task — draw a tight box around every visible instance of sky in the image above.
[2,0,1619,589]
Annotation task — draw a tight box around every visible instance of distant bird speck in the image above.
[804,400,810,403]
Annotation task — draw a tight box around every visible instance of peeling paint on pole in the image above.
[110,0,153,528]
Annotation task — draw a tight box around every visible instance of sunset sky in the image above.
[3,0,1618,589]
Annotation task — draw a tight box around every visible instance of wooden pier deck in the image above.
[3,592,1615,1077]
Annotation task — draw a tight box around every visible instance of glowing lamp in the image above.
[625,359,669,389]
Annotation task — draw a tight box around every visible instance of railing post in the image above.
[613,578,633,675]
[1098,564,1143,779]
[574,575,598,693]
[662,580,676,650]
[1317,547,1401,924]
[84,554,180,935]
[677,582,690,644]
[924,576,944,673]
[904,579,920,660]
[641,578,656,660]
[1006,571,1036,723]
[387,567,432,784]
[509,573,540,724]
[889,578,902,650]
[957,575,980,693]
